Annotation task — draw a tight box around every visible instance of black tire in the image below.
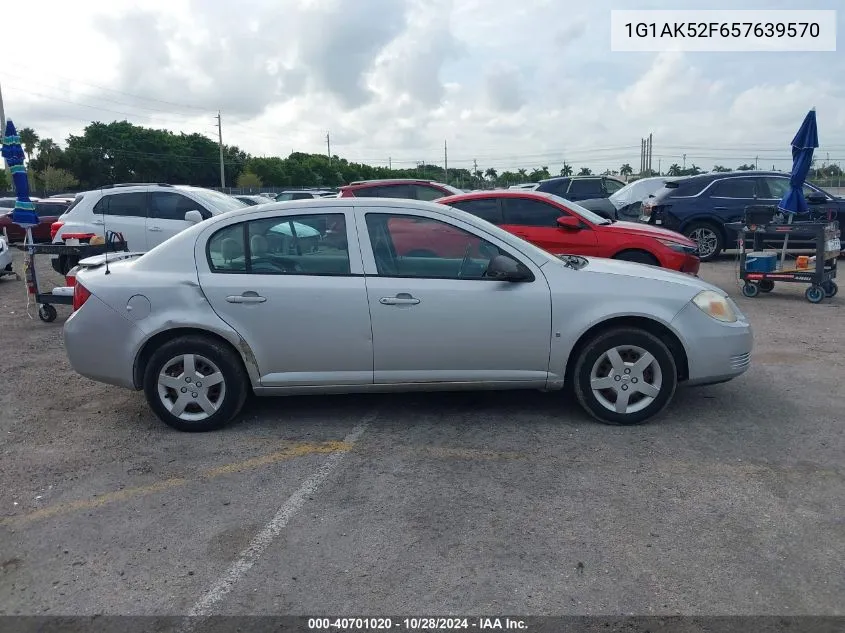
[572,328,678,426]
[822,280,838,298]
[758,280,775,293]
[38,304,57,322]
[613,250,659,266]
[684,222,724,262]
[143,335,249,432]
[741,283,760,298]
[805,285,825,304]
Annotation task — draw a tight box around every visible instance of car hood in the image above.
[600,221,695,245]
[550,254,717,293]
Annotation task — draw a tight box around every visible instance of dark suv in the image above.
[639,171,844,260]
[534,175,627,202]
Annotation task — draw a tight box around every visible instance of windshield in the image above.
[546,194,613,225]
[186,188,249,213]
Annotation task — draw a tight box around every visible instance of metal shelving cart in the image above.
[24,234,128,322]
[728,210,840,304]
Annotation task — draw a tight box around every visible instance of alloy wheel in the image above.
[157,353,227,422]
[688,227,718,259]
[589,345,663,415]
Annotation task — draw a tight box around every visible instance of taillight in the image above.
[72,281,91,312]
[50,221,65,241]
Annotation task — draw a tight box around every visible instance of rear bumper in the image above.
[671,301,753,385]
[63,295,144,390]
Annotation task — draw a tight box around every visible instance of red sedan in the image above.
[435,190,700,274]
[0,199,70,242]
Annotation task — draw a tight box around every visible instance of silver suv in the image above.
[51,184,246,273]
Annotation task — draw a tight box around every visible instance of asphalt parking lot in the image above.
[0,248,842,616]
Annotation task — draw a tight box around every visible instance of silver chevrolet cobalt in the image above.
[63,198,752,432]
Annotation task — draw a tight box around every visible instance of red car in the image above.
[339,178,463,201]
[435,191,700,274]
[0,199,70,242]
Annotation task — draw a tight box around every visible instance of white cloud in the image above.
[3,0,845,175]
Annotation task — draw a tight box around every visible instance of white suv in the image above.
[51,184,246,274]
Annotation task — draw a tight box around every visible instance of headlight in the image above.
[657,238,696,253]
[692,290,737,323]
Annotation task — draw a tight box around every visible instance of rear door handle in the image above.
[713,207,728,210]
[92,220,104,225]
[380,293,420,306]
[226,291,266,304]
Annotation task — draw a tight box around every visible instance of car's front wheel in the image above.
[572,328,678,426]
[143,335,249,432]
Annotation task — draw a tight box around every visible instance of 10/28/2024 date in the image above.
[308,618,528,630]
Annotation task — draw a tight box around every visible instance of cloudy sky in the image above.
[3,0,844,175]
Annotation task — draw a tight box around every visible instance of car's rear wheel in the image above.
[613,250,659,266]
[684,222,723,261]
[143,336,249,432]
[572,328,678,426]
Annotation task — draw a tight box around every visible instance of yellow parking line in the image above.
[1,440,353,528]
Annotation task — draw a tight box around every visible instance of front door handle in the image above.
[380,293,420,306]
[226,291,267,304]
[148,226,162,232]
[713,206,728,210]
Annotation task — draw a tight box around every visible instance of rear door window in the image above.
[356,185,414,199]
[94,192,148,217]
[568,179,604,198]
[411,184,448,201]
[709,178,757,198]
[149,192,209,221]
[449,198,503,224]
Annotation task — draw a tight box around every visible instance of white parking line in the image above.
[184,412,375,619]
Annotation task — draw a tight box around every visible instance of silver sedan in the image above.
[63,198,753,432]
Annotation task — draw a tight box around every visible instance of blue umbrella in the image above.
[778,108,818,217]
[1,119,39,233]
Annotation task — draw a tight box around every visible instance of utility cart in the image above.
[728,208,840,304]
[24,232,128,322]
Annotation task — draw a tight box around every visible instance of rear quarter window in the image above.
[668,179,710,197]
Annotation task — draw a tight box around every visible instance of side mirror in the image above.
[184,210,203,223]
[807,192,827,204]
[556,215,582,230]
[485,255,531,282]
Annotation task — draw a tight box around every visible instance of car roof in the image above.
[667,170,785,183]
[437,190,563,202]
[344,179,446,187]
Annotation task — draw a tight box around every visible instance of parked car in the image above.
[63,197,752,432]
[436,190,700,273]
[50,183,247,274]
[534,175,627,202]
[338,179,463,201]
[275,190,337,201]
[233,195,273,206]
[508,183,539,190]
[0,198,70,242]
[0,235,13,277]
[639,171,845,261]
[578,177,672,221]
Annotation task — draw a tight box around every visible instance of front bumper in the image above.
[671,300,753,386]
[64,295,145,390]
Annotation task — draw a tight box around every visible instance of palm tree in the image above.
[484,167,498,181]
[667,163,682,176]
[620,163,633,177]
[578,167,592,176]
[560,163,573,177]
[18,128,39,163]
[517,168,528,182]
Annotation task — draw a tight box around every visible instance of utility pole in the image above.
[216,110,225,188]
[326,132,331,165]
[444,140,448,182]
[755,155,758,170]
[473,158,478,179]
[640,139,644,174]
[0,80,8,174]
[648,133,653,173]
[658,158,662,175]
[682,153,686,171]
[388,157,392,170]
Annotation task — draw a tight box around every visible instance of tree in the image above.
[667,163,682,176]
[737,163,755,171]
[0,169,11,192]
[18,127,39,163]
[484,167,498,181]
[560,163,573,176]
[578,167,592,176]
[37,167,78,193]
[517,168,528,182]
[236,170,263,189]
[712,165,731,172]
[619,163,633,178]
